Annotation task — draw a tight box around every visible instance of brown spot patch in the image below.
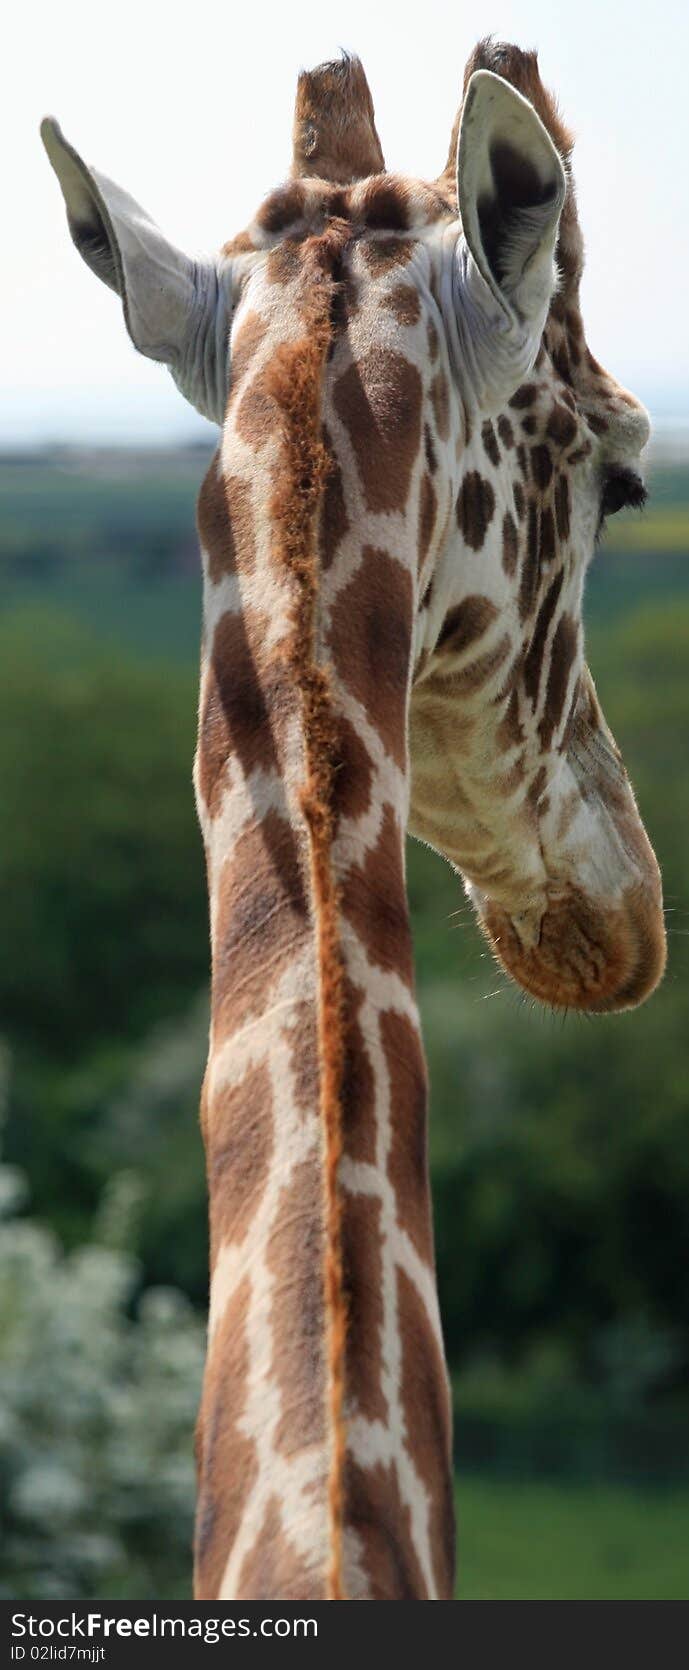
[559,678,581,756]
[427,316,439,361]
[330,263,360,341]
[230,310,268,390]
[551,341,572,384]
[516,443,529,480]
[361,235,414,277]
[424,423,437,475]
[257,182,306,233]
[211,808,309,1040]
[382,1009,432,1264]
[269,1157,327,1455]
[540,614,578,747]
[397,1267,454,1598]
[235,364,283,451]
[332,714,375,824]
[456,471,496,550]
[198,457,233,583]
[509,383,538,409]
[513,480,526,522]
[555,473,571,541]
[361,177,410,229]
[197,612,286,813]
[341,980,377,1165]
[341,803,413,987]
[344,1456,429,1598]
[198,466,255,587]
[334,348,422,514]
[194,1276,257,1599]
[482,419,500,467]
[328,547,413,769]
[539,503,556,564]
[266,239,304,288]
[223,228,256,256]
[285,999,319,1115]
[236,1495,326,1601]
[497,414,515,449]
[430,369,450,441]
[502,510,519,576]
[436,594,498,656]
[519,503,540,621]
[531,444,553,490]
[342,1193,387,1423]
[523,570,564,705]
[383,283,421,326]
[206,1061,274,1261]
[418,472,437,572]
[546,402,578,448]
[318,425,349,571]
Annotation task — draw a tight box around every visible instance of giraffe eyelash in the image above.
[602,467,648,516]
[597,466,648,539]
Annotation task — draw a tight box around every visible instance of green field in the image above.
[456,1478,689,1599]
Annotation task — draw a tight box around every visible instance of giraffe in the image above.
[42,41,666,1601]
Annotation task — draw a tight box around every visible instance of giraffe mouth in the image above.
[474,878,667,1014]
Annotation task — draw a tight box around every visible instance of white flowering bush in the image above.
[0,1146,204,1598]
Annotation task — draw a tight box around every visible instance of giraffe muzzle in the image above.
[475,874,667,1014]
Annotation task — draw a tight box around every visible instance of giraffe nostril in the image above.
[509,905,543,952]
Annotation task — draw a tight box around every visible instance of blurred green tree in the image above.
[0,611,207,1246]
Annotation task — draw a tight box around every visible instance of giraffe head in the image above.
[408,38,666,1013]
[42,40,665,1020]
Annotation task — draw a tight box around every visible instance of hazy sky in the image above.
[5,0,688,443]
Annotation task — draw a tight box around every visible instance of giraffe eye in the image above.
[600,466,647,521]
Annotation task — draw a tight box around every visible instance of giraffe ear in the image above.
[457,70,565,346]
[40,117,232,423]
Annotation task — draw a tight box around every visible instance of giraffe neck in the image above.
[193,233,454,1600]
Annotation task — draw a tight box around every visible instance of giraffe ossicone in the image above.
[42,40,666,1600]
